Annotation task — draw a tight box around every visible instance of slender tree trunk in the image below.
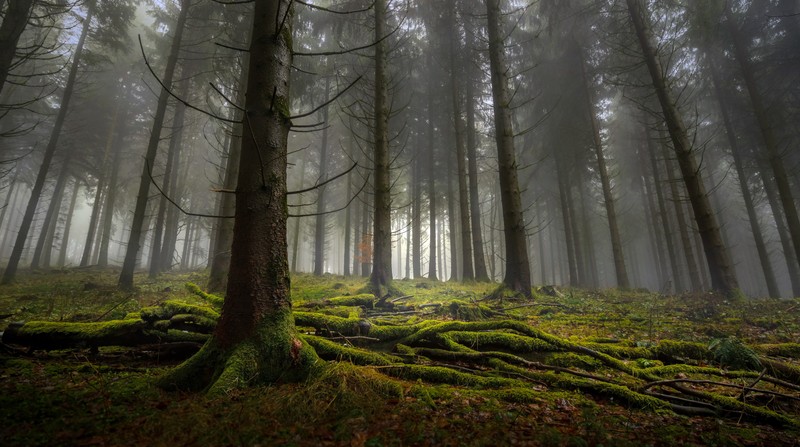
[626,0,739,295]
[427,77,438,282]
[706,53,780,297]
[150,78,189,277]
[343,170,352,277]
[57,180,80,267]
[119,0,188,289]
[98,117,127,268]
[361,196,370,277]
[80,100,120,266]
[31,153,72,269]
[726,8,800,273]
[351,176,361,277]
[0,0,34,96]
[580,54,629,288]
[2,1,94,283]
[646,126,683,292]
[290,157,306,273]
[446,144,458,281]
[313,78,331,276]
[485,0,532,296]
[412,133,422,279]
[566,176,587,287]
[661,138,703,291]
[556,156,578,287]
[760,157,800,296]
[369,0,392,296]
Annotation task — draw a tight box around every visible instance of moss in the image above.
[293,311,365,336]
[448,331,556,353]
[140,300,220,323]
[184,282,224,308]
[655,340,711,362]
[325,294,375,308]
[547,352,603,371]
[643,364,760,379]
[755,343,800,358]
[584,343,653,359]
[2,319,146,349]
[302,335,400,365]
[381,364,522,388]
[168,314,217,333]
[484,388,542,403]
[440,300,496,321]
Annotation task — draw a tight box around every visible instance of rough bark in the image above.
[1,1,93,283]
[159,0,316,394]
[0,0,34,96]
[118,1,188,289]
[626,0,739,296]
[485,0,532,297]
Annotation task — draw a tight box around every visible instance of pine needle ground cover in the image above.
[1,270,799,446]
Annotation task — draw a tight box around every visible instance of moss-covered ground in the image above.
[1,269,799,446]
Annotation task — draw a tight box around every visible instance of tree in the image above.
[625,0,739,296]
[0,0,35,95]
[118,0,189,289]
[369,0,392,296]
[159,0,317,394]
[1,0,95,284]
[484,0,532,297]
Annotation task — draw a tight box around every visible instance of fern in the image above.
[708,336,761,371]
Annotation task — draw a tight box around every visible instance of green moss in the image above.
[302,335,400,365]
[755,343,800,358]
[381,364,522,388]
[655,340,711,362]
[448,331,556,353]
[184,282,224,308]
[440,300,496,321]
[293,311,365,336]
[325,294,375,308]
[547,353,603,371]
[140,300,220,323]
[3,319,146,349]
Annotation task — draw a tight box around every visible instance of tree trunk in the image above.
[0,0,34,96]
[57,180,80,267]
[759,157,800,296]
[580,54,629,289]
[427,72,438,281]
[446,142,458,281]
[98,113,127,268]
[485,0,532,296]
[556,156,578,287]
[31,151,72,269]
[411,132,422,279]
[626,0,739,295]
[313,78,331,276]
[726,8,800,276]
[150,78,190,277]
[158,0,316,394]
[706,51,781,297]
[447,1,474,281]
[118,0,188,289]
[369,0,392,296]
[2,1,94,283]
[290,157,306,273]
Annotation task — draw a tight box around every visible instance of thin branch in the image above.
[289,175,369,218]
[287,163,357,195]
[290,75,362,119]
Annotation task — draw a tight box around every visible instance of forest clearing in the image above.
[1,270,799,446]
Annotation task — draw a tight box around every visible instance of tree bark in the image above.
[626,0,739,295]
[159,0,316,394]
[98,110,127,268]
[485,0,532,296]
[0,0,34,96]
[313,78,331,276]
[2,1,93,283]
[427,70,438,281]
[369,0,393,296]
[57,179,80,267]
[118,0,188,289]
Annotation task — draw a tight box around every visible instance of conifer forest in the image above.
[1,1,799,445]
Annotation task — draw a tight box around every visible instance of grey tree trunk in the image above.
[57,180,80,267]
[485,0,532,296]
[626,0,739,295]
[313,78,331,276]
[446,143,458,281]
[98,112,127,268]
[31,153,71,269]
[118,0,189,289]
[2,1,94,283]
[427,74,438,281]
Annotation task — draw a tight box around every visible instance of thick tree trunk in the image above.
[369,0,393,296]
[159,0,316,394]
[0,0,34,96]
[626,0,739,295]
[1,1,93,283]
[119,1,188,289]
[485,0,532,296]
[313,78,331,276]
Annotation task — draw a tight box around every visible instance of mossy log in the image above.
[2,319,161,350]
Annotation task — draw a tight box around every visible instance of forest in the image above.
[0,0,799,445]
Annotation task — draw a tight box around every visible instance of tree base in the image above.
[157,309,319,395]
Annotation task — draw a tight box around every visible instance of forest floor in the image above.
[1,269,799,446]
